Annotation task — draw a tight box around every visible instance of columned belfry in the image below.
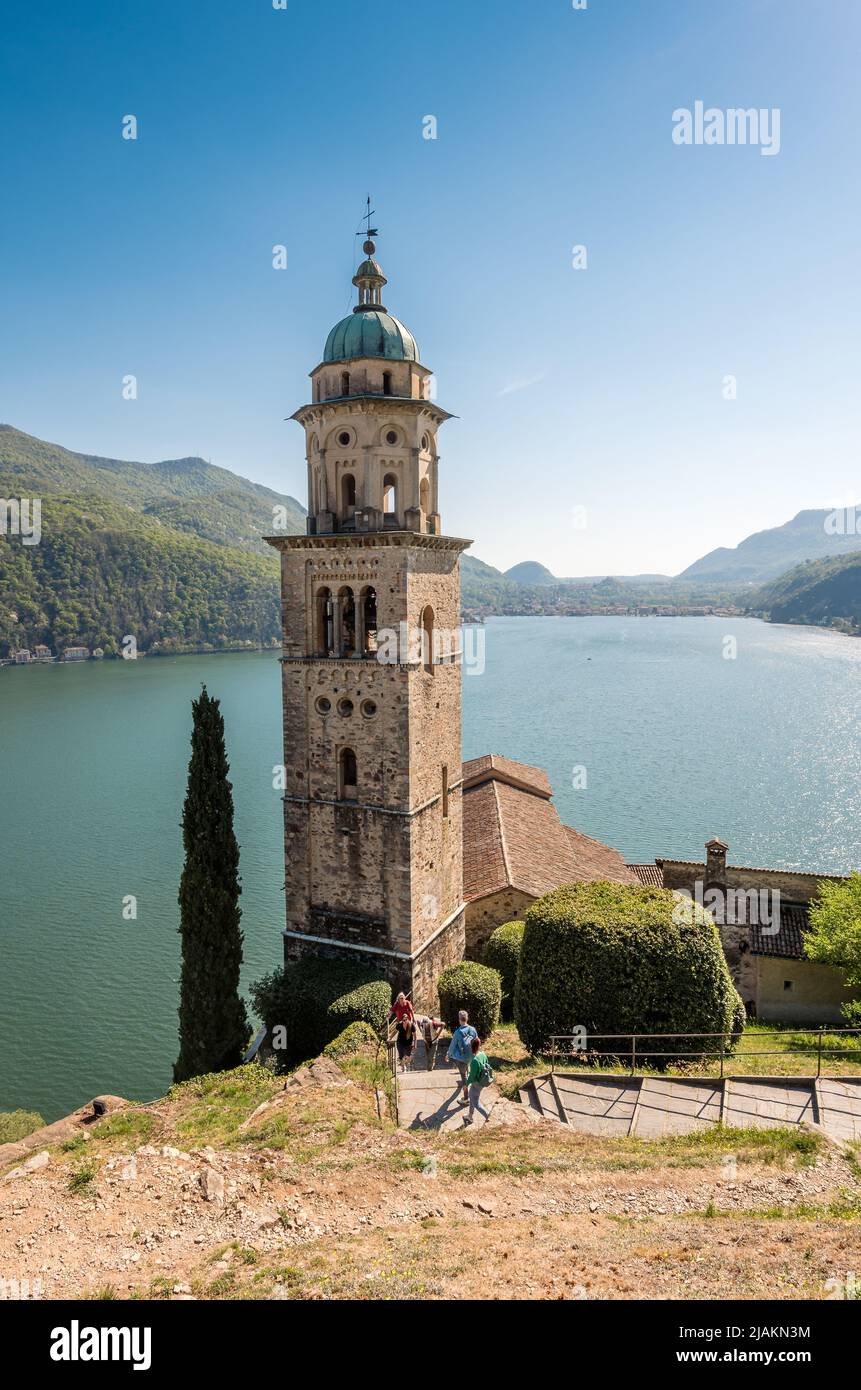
[267,220,470,1009]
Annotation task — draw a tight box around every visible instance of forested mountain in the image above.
[746,551,861,633]
[0,425,304,656]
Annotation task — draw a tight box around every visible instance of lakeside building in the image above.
[62,647,89,661]
[32,645,52,661]
[12,649,31,664]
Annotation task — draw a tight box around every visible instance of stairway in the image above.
[517,1073,861,1140]
[395,1039,496,1131]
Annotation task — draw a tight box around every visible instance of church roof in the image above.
[462,754,636,902]
[323,309,420,364]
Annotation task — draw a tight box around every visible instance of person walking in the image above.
[446,1010,478,1102]
[416,1014,445,1069]
[388,992,415,1026]
[463,1036,493,1125]
[395,1012,416,1072]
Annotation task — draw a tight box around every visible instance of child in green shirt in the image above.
[464,1036,493,1124]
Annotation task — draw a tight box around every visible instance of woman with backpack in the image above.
[463,1036,493,1125]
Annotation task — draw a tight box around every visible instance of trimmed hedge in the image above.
[437,960,501,1041]
[484,920,525,1020]
[323,1021,379,1060]
[514,881,745,1061]
[249,958,390,1070]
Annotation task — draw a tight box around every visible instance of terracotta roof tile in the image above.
[563,827,638,886]
[628,863,665,888]
[462,780,510,901]
[462,754,634,901]
[462,753,552,798]
[749,903,809,959]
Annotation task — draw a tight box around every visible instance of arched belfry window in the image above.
[341,473,356,519]
[421,605,435,673]
[383,473,397,517]
[339,747,358,801]
[315,587,333,655]
[338,586,356,658]
[361,586,378,654]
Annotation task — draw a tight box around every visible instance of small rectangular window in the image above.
[783,979,794,992]
[442,764,449,819]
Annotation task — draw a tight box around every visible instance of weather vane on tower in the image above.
[357,195,379,254]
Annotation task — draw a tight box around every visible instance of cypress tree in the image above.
[174,686,248,1082]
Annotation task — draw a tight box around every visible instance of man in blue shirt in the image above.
[446,1010,478,1103]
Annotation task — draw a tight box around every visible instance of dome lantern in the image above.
[353,238,388,313]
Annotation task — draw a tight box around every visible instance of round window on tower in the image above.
[338,431,350,447]
[361,699,378,719]
[386,430,398,446]
[337,698,354,717]
[421,433,429,451]
[315,696,331,715]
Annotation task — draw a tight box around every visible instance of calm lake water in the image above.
[2,616,861,1121]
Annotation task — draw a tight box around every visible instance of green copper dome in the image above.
[323,309,420,364]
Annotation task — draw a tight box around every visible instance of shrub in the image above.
[484,921,525,1020]
[841,999,861,1027]
[323,1020,379,1060]
[514,881,745,1062]
[0,1109,44,1145]
[249,959,390,1070]
[437,960,501,1041]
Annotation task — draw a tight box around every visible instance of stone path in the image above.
[519,1072,861,1140]
[395,1039,498,1131]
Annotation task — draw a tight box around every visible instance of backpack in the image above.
[478,1056,494,1086]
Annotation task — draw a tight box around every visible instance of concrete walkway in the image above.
[395,1039,498,1131]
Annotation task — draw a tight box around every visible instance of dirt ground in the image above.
[1,1059,859,1302]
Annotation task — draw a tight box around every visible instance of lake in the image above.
[2,615,860,1121]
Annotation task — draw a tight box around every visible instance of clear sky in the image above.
[2,0,859,576]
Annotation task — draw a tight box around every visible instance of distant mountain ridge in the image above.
[680,506,861,584]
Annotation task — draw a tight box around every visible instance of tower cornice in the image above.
[290,396,454,427]
[265,530,471,554]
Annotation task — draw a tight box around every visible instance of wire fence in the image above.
[548,1028,861,1077]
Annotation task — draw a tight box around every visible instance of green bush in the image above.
[437,960,501,1041]
[514,881,745,1061]
[0,1109,44,1145]
[841,999,861,1027]
[484,920,525,1020]
[249,959,390,1070]
[323,1021,380,1060]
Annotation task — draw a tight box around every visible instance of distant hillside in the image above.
[0,425,305,657]
[680,507,861,584]
[504,561,556,585]
[746,551,861,633]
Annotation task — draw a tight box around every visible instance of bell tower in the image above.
[266,218,470,1009]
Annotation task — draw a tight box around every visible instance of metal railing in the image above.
[548,1028,861,1078]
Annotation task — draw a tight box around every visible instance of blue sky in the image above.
[1,0,859,576]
